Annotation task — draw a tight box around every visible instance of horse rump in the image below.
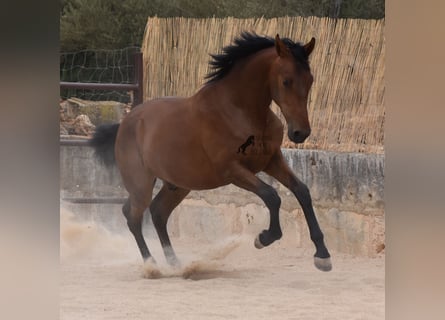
[89,123,120,167]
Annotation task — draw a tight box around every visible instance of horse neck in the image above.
[198,48,276,126]
[223,48,276,112]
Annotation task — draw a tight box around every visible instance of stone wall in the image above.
[60,144,384,257]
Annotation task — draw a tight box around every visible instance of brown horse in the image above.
[90,32,332,271]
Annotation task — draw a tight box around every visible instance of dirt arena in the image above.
[60,207,384,320]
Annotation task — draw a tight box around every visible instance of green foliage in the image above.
[339,0,385,19]
[60,0,153,51]
[60,0,384,52]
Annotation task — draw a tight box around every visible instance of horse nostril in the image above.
[291,129,310,143]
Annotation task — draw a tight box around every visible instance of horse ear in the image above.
[304,37,316,56]
[275,34,291,58]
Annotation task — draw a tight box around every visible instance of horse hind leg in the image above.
[122,198,131,220]
[122,178,157,263]
[150,183,190,267]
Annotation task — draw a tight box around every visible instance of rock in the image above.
[60,99,131,137]
[64,98,128,126]
[72,114,95,136]
[60,124,69,135]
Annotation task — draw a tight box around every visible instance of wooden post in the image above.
[132,52,143,108]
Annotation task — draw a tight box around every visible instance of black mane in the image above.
[205,32,310,83]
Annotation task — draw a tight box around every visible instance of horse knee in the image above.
[260,187,281,211]
[299,183,310,197]
[293,181,312,203]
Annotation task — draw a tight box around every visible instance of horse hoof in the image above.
[143,258,162,279]
[314,257,332,272]
[254,236,264,249]
[167,256,181,268]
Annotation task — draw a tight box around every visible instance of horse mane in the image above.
[205,32,310,83]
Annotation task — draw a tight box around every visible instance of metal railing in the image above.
[60,51,143,107]
[60,52,143,147]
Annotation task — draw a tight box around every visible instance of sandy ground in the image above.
[60,208,384,320]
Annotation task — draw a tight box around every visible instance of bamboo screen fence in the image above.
[141,17,384,154]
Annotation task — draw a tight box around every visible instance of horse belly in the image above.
[152,148,224,190]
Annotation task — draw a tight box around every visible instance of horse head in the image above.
[269,34,315,144]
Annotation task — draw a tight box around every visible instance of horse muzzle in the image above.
[288,128,311,144]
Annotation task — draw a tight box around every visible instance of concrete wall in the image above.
[60,144,384,257]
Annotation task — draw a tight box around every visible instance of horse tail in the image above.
[89,123,120,167]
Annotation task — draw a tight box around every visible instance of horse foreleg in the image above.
[264,152,332,272]
[150,184,190,267]
[228,165,283,248]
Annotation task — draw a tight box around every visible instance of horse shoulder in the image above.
[264,110,285,145]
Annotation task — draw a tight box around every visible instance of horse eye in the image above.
[283,79,292,87]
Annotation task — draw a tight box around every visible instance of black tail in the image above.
[89,123,120,167]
